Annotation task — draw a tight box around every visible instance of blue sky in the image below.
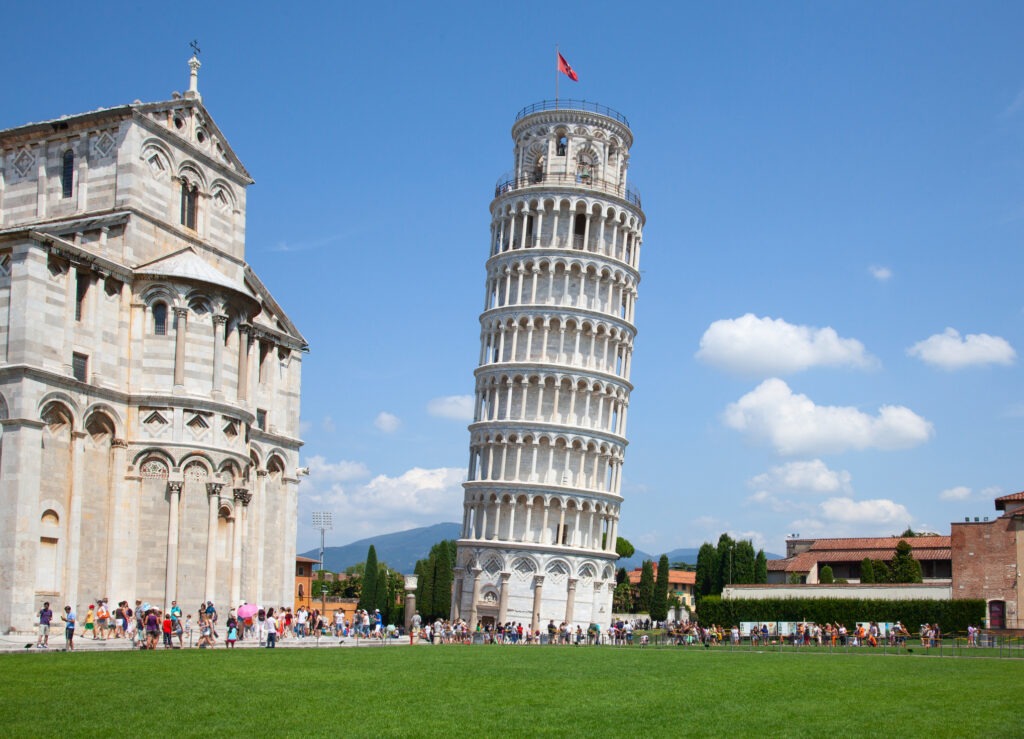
[6,2,1023,558]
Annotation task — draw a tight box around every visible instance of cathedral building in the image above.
[453,100,645,633]
[0,56,306,632]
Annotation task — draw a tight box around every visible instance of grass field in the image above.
[2,645,1019,737]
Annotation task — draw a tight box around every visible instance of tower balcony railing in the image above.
[494,171,642,208]
[515,99,630,128]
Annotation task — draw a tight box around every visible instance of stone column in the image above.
[404,574,418,634]
[105,439,129,599]
[204,482,223,603]
[254,469,267,605]
[0,419,44,630]
[165,481,182,607]
[468,566,483,630]
[530,574,545,636]
[211,314,226,397]
[64,430,87,614]
[564,577,577,626]
[230,488,249,607]
[173,307,188,390]
[497,572,511,624]
[236,324,251,402]
[450,568,464,620]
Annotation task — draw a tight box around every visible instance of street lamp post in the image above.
[312,512,333,620]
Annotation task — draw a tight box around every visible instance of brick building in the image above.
[951,492,1023,629]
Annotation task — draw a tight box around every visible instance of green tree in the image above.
[732,540,756,584]
[432,542,453,617]
[650,555,670,621]
[637,560,655,614]
[359,545,379,611]
[819,565,835,584]
[373,562,390,618]
[890,539,923,583]
[613,580,633,613]
[900,527,919,538]
[860,558,875,584]
[872,559,892,584]
[695,543,719,598]
[615,537,635,559]
[716,533,736,591]
[754,550,768,584]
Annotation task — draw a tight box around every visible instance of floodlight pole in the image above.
[312,511,333,617]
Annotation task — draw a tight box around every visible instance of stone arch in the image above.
[140,138,174,178]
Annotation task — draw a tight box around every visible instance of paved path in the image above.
[0,633,413,653]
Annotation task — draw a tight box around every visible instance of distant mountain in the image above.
[302,522,462,574]
[305,523,781,575]
[618,547,782,571]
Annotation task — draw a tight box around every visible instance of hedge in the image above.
[695,597,985,633]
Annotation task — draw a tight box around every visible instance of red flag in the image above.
[557,52,578,82]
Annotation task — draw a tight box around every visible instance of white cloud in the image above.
[374,411,401,433]
[819,497,912,527]
[868,265,893,282]
[321,415,336,433]
[427,395,475,421]
[749,459,852,494]
[939,485,973,501]
[939,485,1003,502]
[696,314,876,375]
[907,328,1016,370]
[723,378,933,455]
[299,464,466,546]
[305,455,370,483]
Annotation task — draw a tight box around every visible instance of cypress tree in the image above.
[733,540,756,583]
[716,533,736,591]
[433,541,454,618]
[420,553,436,620]
[359,545,378,611]
[819,565,835,584]
[650,555,670,621]
[638,560,655,614]
[373,563,389,619]
[695,543,719,598]
[754,549,768,584]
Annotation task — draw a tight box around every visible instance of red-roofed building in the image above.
[627,566,697,611]
[766,536,952,585]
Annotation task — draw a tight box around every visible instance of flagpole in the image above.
[555,44,559,108]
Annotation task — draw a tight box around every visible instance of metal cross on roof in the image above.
[190,39,201,57]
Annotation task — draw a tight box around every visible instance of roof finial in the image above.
[186,40,202,101]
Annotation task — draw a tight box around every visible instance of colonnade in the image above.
[478,317,633,378]
[461,494,620,553]
[466,436,625,494]
[484,260,637,321]
[475,374,629,436]
[489,202,642,270]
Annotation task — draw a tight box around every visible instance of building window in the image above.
[61,150,74,199]
[72,353,88,382]
[74,272,89,322]
[180,178,198,230]
[152,302,168,335]
[256,409,267,431]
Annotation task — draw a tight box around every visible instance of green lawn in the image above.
[3,645,1019,737]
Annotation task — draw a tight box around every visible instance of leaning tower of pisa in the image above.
[452,100,645,636]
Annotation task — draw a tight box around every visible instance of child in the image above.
[227,623,237,648]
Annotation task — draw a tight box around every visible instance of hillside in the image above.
[302,522,462,574]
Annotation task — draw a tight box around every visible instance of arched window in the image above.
[61,150,74,199]
[180,178,198,230]
[152,302,168,335]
